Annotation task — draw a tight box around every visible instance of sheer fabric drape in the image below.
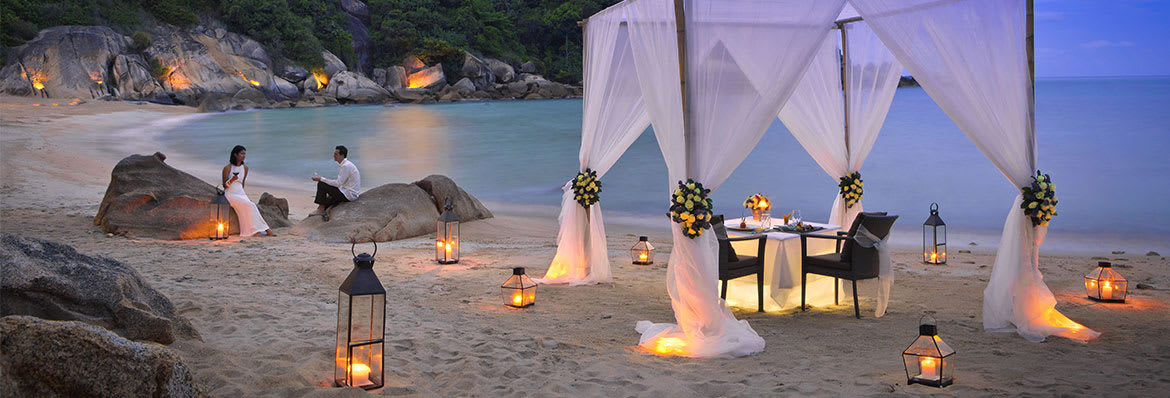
[850,0,1097,342]
[538,8,651,286]
[631,0,845,358]
[777,22,901,230]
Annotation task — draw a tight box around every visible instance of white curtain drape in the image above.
[537,7,651,286]
[851,0,1097,342]
[777,22,901,230]
[631,0,846,358]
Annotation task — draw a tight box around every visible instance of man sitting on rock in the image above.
[310,145,360,221]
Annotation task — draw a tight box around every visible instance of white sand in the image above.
[2,95,1168,397]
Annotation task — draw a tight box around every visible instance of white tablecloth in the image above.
[721,218,843,311]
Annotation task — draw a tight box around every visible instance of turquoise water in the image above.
[161,77,1170,249]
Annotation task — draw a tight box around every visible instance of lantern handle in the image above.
[350,240,377,258]
[930,202,939,213]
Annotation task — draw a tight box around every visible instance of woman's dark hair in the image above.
[335,145,348,158]
[229,145,246,166]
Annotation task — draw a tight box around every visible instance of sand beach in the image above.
[2,96,1168,397]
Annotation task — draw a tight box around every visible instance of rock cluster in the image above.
[94,153,291,240]
[0,235,201,344]
[0,24,580,111]
[290,174,492,243]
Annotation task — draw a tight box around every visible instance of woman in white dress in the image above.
[222,145,275,237]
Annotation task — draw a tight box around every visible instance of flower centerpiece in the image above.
[1021,170,1058,227]
[743,193,771,221]
[670,179,713,239]
[572,168,601,208]
[839,171,864,208]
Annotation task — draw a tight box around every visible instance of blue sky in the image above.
[1035,0,1170,77]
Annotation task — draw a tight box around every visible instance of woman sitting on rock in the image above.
[222,145,275,237]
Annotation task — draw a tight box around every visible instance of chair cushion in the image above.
[722,256,760,279]
[840,211,888,261]
[805,252,851,271]
[724,256,759,271]
[710,215,739,263]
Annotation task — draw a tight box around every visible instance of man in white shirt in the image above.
[311,145,360,221]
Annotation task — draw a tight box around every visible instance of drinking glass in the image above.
[791,209,802,226]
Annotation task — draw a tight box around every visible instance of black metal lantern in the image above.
[1085,261,1128,302]
[923,203,946,264]
[902,313,955,388]
[209,188,230,240]
[630,236,655,265]
[334,242,385,390]
[501,267,536,308]
[436,197,460,264]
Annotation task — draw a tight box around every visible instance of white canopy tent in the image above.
[546,0,1098,358]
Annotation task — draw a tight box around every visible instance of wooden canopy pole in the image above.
[674,0,693,177]
[838,22,851,165]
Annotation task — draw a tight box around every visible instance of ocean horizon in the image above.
[156,76,1170,255]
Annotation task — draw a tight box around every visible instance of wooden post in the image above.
[839,22,851,165]
[674,0,692,177]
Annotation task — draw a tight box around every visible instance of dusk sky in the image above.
[1034,0,1170,77]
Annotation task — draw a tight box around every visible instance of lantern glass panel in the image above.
[436,220,460,264]
[630,237,655,265]
[922,224,946,264]
[334,291,349,385]
[501,270,537,308]
[1084,263,1127,302]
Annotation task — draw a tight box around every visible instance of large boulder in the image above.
[390,87,434,103]
[290,183,439,243]
[145,24,276,97]
[461,52,494,90]
[258,192,292,228]
[344,13,372,74]
[267,75,300,101]
[406,64,446,91]
[402,55,425,74]
[486,58,515,83]
[323,71,391,103]
[321,50,348,79]
[111,53,168,102]
[0,26,124,99]
[413,175,493,221]
[371,68,388,86]
[232,86,267,104]
[452,77,476,95]
[278,64,309,83]
[384,65,407,90]
[95,153,240,240]
[0,235,200,344]
[0,316,205,398]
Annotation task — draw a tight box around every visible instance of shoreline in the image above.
[2,94,1168,397]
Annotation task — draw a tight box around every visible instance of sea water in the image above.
[159,77,1170,254]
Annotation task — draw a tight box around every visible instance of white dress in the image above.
[225,164,270,236]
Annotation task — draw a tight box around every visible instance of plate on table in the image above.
[727,226,768,233]
[774,224,823,233]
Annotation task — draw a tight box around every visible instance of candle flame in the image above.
[445,242,452,253]
[639,253,648,261]
[512,294,523,306]
[349,363,370,381]
[436,240,443,248]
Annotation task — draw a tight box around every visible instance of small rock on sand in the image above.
[1112,250,1125,254]
[1147,251,1160,256]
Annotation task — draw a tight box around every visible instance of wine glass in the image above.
[761,211,771,228]
[791,209,802,226]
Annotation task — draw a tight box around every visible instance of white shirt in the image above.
[321,159,360,200]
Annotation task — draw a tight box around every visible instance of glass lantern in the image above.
[630,236,655,265]
[436,197,460,264]
[209,188,230,240]
[923,202,946,264]
[902,313,955,388]
[335,242,385,390]
[501,267,536,308]
[1085,261,1127,302]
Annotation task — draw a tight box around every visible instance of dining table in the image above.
[721,217,843,312]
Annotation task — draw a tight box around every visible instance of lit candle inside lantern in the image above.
[445,242,452,254]
[436,240,442,248]
[639,252,648,261]
[930,252,938,263]
[350,363,370,382]
[918,357,939,380]
[512,293,523,306]
[217,223,224,237]
[1101,281,1113,300]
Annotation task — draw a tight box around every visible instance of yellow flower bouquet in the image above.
[670,179,713,239]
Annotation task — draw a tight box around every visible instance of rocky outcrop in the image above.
[258,192,292,228]
[462,52,495,90]
[413,175,493,221]
[407,64,447,91]
[95,153,240,240]
[390,87,435,103]
[385,65,407,90]
[111,53,168,102]
[290,175,491,242]
[452,77,477,95]
[0,316,205,398]
[0,235,200,344]
[341,0,372,75]
[0,26,125,99]
[322,50,348,79]
[402,55,426,74]
[323,71,391,103]
[145,25,276,99]
[290,183,439,243]
[486,58,515,84]
[519,61,537,74]
[278,65,309,84]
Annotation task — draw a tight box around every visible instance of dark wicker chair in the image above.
[800,212,898,318]
[711,215,767,312]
